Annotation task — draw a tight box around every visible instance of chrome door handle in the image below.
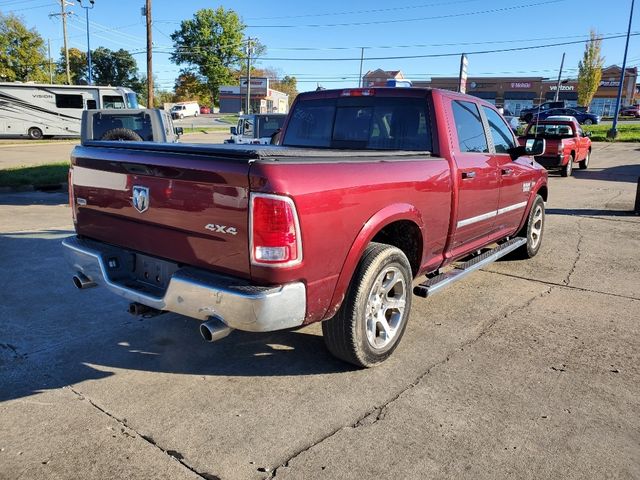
[461,171,476,179]
[501,168,513,175]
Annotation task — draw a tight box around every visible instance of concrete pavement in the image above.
[0,143,638,479]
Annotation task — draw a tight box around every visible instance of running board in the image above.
[413,237,527,298]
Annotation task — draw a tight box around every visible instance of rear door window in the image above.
[452,100,488,153]
[482,106,516,154]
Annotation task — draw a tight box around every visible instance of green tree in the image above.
[577,30,605,107]
[170,8,248,104]
[56,47,87,84]
[91,47,142,89]
[0,12,48,82]
[174,71,211,105]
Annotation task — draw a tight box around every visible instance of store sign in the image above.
[600,80,621,87]
[510,82,532,89]
[240,77,269,95]
[549,85,575,91]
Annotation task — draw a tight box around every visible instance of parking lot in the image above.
[0,142,639,479]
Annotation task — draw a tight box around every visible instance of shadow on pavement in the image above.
[571,164,640,183]
[546,208,637,217]
[0,190,67,206]
[0,230,355,403]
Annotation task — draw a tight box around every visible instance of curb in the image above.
[0,182,68,194]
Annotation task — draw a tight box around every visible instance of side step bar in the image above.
[413,237,527,298]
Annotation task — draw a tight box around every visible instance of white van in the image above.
[170,102,199,119]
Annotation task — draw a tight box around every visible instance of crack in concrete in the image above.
[65,386,220,480]
[564,222,584,286]
[481,270,640,302]
[571,215,639,225]
[269,287,552,478]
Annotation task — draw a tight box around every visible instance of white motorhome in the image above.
[0,82,139,139]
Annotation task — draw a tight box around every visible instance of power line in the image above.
[244,0,482,20]
[244,0,567,28]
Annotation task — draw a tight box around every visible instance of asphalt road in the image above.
[0,144,639,479]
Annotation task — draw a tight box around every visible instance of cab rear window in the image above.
[282,96,431,151]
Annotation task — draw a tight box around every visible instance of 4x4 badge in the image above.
[132,186,149,213]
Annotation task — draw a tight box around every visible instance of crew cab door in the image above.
[449,99,500,249]
[481,105,535,235]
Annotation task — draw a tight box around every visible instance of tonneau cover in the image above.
[82,140,431,161]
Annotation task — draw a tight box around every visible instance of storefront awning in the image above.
[504,91,537,100]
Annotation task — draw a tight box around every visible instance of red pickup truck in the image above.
[63,87,548,367]
[519,117,591,177]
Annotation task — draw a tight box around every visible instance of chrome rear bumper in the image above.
[62,236,306,332]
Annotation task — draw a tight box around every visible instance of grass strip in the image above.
[0,162,70,187]
[583,123,640,142]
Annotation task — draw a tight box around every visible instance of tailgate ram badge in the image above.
[132,186,150,213]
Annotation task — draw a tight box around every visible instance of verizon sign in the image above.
[510,82,532,89]
[240,77,269,95]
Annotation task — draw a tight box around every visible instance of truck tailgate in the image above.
[70,144,252,278]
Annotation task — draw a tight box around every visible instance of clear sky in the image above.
[2,0,638,92]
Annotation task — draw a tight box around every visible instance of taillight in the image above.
[250,193,302,266]
[68,167,76,223]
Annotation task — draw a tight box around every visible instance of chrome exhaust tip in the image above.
[73,273,96,289]
[200,316,232,342]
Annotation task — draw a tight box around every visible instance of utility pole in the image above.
[358,47,365,87]
[145,0,154,107]
[608,0,635,139]
[553,52,565,102]
[49,1,72,84]
[48,39,53,84]
[246,37,252,114]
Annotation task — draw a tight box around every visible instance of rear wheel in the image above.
[561,154,574,177]
[579,150,590,169]
[28,127,43,140]
[583,119,593,125]
[513,195,545,259]
[322,242,413,368]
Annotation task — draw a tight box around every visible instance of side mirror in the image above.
[525,138,545,156]
[230,126,237,135]
[174,127,184,137]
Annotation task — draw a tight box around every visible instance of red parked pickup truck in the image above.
[63,87,548,367]
[519,116,591,177]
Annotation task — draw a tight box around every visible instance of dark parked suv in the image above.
[531,108,600,125]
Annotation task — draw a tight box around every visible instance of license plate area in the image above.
[132,253,180,291]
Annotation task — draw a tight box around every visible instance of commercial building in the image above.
[219,77,289,114]
[365,65,637,116]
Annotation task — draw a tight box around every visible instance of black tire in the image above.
[28,127,43,140]
[322,242,413,368]
[579,149,590,169]
[100,128,143,142]
[561,154,573,177]
[583,118,593,125]
[513,195,545,259]
[523,114,533,123]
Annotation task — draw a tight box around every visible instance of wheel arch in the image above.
[323,204,425,320]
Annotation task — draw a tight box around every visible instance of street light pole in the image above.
[608,0,635,139]
[553,53,565,103]
[77,0,95,85]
